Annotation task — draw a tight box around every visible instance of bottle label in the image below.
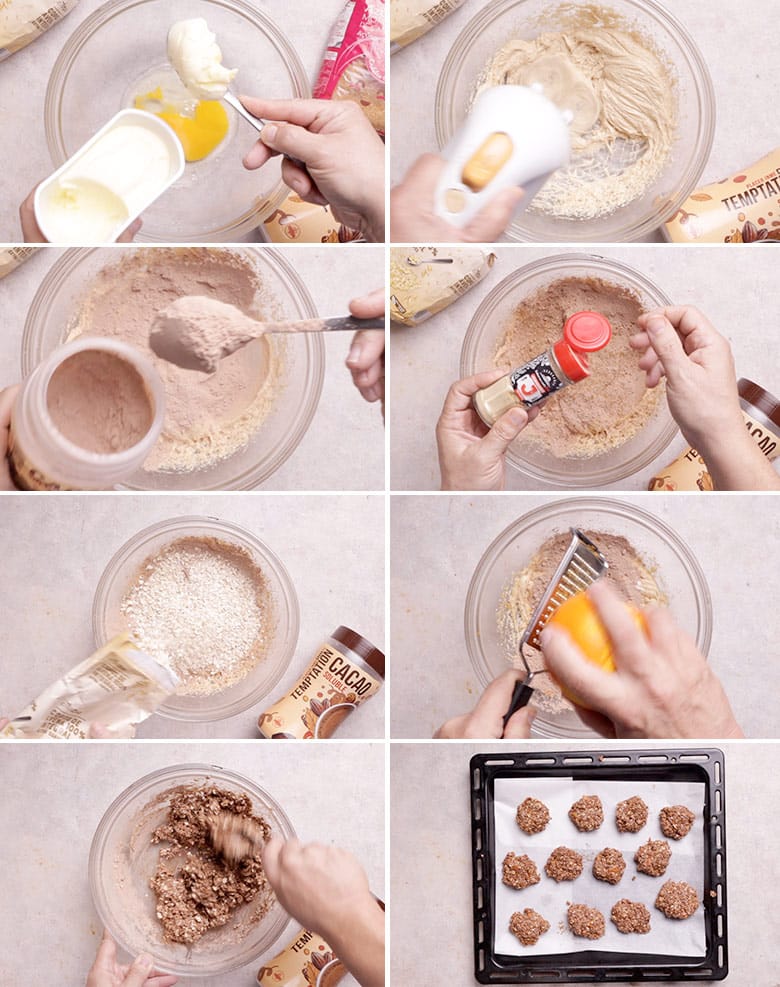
[8,428,70,491]
[510,353,566,407]
[256,927,346,987]
[257,643,383,739]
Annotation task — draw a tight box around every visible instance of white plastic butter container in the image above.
[34,109,185,244]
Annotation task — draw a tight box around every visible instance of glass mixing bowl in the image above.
[464,498,712,739]
[89,764,295,977]
[435,0,716,242]
[45,0,309,241]
[92,517,300,721]
[460,253,677,488]
[22,247,325,490]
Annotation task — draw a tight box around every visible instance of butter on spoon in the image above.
[149,295,384,373]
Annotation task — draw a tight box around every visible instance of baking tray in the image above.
[470,748,727,982]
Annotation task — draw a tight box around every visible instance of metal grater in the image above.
[503,528,608,726]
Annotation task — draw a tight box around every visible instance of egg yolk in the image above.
[134,87,228,162]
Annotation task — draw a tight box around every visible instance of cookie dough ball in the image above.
[502,852,540,890]
[611,898,651,934]
[615,795,648,833]
[516,797,551,834]
[635,838,672,877]
[567,903,605,940]
[544,846,584,881]
[592,847,626,885]
[655,880,700,919]
[568,794,603,832]
[509,908,551,946]
[659,804,696,840]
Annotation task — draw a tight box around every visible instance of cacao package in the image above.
[390,246,497,326]
[261,195,361,244]
[664,147,780,244]
[390,0,467,53]
[0,246,38,279]
[0,0,80,61]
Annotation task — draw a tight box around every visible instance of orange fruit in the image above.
[547,591,647,708]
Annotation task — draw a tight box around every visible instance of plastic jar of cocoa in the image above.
[9,338,165,490]
[257,626,384,739]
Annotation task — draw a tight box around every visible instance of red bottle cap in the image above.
[563,311,613,353]
[553,339,590,383]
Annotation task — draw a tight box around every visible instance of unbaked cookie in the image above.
[545,846,584,881]
[515,797,551,835]
[502,852,541,890]
[611,898,651,934]
[592,847,626,885]
[509,908,551,946]
[655,880,700,919]
[635,839,672,877]
[567,903,605,940]
[659,805,696,840]
[568,794,603,832]
[615,795,648,833]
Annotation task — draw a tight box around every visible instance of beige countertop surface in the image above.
[389,244,780,491]
[391,740,780,985]
[389,0,777,243]
[0,493,386,738]
[0,0,359,241]
[0,741,384,986]
[390,493,780,739]
[0,245,385,490]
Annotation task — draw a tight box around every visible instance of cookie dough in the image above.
[659,805,696,840]
[502,852,541,890]
[149,785,273,944]
[568,794,603,832]
[509,908,551,946]
[655,880,700,920]
[567,903,605,940]
[616,795,649,833]
[611,898,651,934]
[516,797,551,834]
[592,847,626,885]
[635,839,672,877]
[544,846,583,882]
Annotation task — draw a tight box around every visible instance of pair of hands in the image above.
[437,580,743,740]
[438,306,779,491]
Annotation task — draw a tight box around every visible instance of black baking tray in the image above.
[470,748,727,983]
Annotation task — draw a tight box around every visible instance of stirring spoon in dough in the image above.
[149,295,384,373]
[208,812,267,864]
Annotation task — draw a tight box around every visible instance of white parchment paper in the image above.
[493,777,706,958]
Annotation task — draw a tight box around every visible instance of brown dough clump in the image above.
[655,880,700,920]
[659,805,696,840]
[515,797,551,834]
[567,903,605,940]
[634,838,672,877]
[502,852,541,890]
[615,795,648,833]
[509,908,551,946]
[149,785,273,944]
[545,846,583,882]
[611,898,651,934]
[592,847,626,885]
[568,794,603,832]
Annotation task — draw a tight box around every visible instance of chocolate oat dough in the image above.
[149,785,274,945]
[493,276,661,458]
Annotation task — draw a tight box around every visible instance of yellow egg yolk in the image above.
[134,87,228,162]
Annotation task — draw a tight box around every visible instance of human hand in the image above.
[0,718,9,731]
[390,154,524,243]
[346,288,385,407]
[437,370,538,490]
[435,670,537,739]
[85,929,177,987]
[1,385,20,491]
[630,306,743,451]
[241,98,385,242]
[540,580,744,740]
[20,187,142,243]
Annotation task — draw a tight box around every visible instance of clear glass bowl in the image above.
[460,253,676,488]
[464,498,712,739]
[89,764,295,977]
[435,0,716,242]
[45,0,309,241]
[22,247,325,490]
[92,517,300,721]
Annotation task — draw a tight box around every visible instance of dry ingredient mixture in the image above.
[615,795,649,833]
[515,797,550,835]
[477,5,677,221]
[67,248,284,473]
[493,276,660,458]
[611,898,651,934]
[659,804,696,840]
[592,847,625,885]
[567,903,605,940]
[568,794,603,832]
[509,907,550,946]
[502,852,541,890]
[498,529,666,714]
[148,785,273,944]
[654,880,700,920]
[120,536,274,696]
[634,839,672,877]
